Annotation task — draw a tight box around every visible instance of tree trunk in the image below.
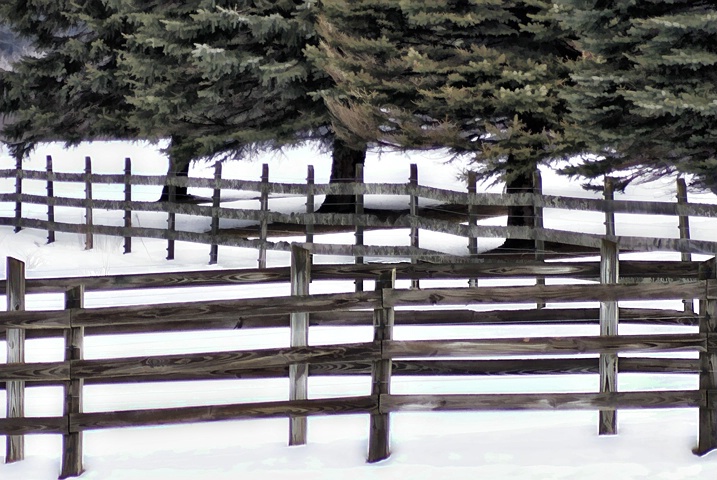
[158,159,190,202]
[159,136,194,202]
[317,137,367,213]
[500,162,536,252]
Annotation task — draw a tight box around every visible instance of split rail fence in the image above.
[1,246,717,477]
[1,157,716,266]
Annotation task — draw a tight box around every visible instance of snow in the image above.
[1,141,717,479]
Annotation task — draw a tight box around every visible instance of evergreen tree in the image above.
[555,1,717,193]
[312,0,579,244]
[0,0,138,159]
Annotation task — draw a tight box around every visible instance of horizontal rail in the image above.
[381,390,702,412]
[0,357,700,385]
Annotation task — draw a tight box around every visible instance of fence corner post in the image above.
[60,285,85,478]
[5,257,26,463]
[599,238,619,435]
[289,244,311,446]
[368,269,395,463]
[697,257,717,455]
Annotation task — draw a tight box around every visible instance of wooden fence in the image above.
[1,247,717,477]
[0,158,714,266]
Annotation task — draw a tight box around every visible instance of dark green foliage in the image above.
[555,1,717,192]
[312,0,579,185]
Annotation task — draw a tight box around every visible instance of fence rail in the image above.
[2,249,717,476]
[3,158,717,266]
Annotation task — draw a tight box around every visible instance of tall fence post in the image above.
[5,257,25,463]
[599,239,619,435]
[84,157,93,250]
[368,269,395,463]
[289,245,311,445]
[60,285,85,478]
[604,176,615,237]
[46,155,55,244]
[533,170,545,309]
[467,171,478,287]
[258,163,269,269]
[355,164,365,292]
[14,157,21,233]
[123,158,132,254]
[409,164,419,289]
[306,165,315,244]
[697,259,717,455]
[677,177,694,313]
[209,162,222,265]
[166,167,176,261]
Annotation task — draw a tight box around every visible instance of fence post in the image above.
[368,269,395,463]
[697,260,717,455]
[289,245,311,445]
[409,164,419,289]
[166,167,176,261]
[467,171,478,287]
[355,163,365,293]
[677,177,694,312]
[84,157,93,250]
[306,165,314,244]
[60,285,84,478]
[47,155,55,244]
[604,177,615,237]
[533,170,545,309]
[14,157,21,233]
[599,238,619,435]
[5,257,25,463]
[209,162,222,265]
[258,163,269,269]
[123,158,132,254]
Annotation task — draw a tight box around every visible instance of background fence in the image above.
[1,157,716,266]
[1,246,716,477]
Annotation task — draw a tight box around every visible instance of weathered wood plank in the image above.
[369,270,395,463]
[70,396,376,432]
[0,362,69,382]
[380,390,701,413]
[289,245,311,446]
[0,417,66,435]
[61,286,85,478]
[384,334,705,358]
[697,274,717,455]
[208,162,222,265]
[123,157,132,254]
[0,260,702,295]
[72,343,380,381]
[599,239,619,435]
[5,257,25,463]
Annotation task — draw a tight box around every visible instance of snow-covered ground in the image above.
[1,141,717,479]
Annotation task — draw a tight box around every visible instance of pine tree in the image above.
[555,1,717,193]
[312,0,579,244]
[0,0,138,159]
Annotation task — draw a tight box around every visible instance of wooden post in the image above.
[84,157,93,250]
[697,264,717,455]
[467,171,478,287]
[258,163,269,269]
[47,155,55,244]
[123,157,132,254]
[14,156,21,233]
[599,238,619,435]
[60,285,84,478]
[677,178,694,313]
[306,166,315,244]
[355,164,365,293]
[209,162,222,265]
[534,170,545,309]
[166,167,176,261]
[289,245,311,445]
[5,257,25,463]
[368,269,395,463]
[409,164,419,289]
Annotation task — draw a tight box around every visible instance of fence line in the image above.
[2,160,717,264]
[1,251,717,476]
